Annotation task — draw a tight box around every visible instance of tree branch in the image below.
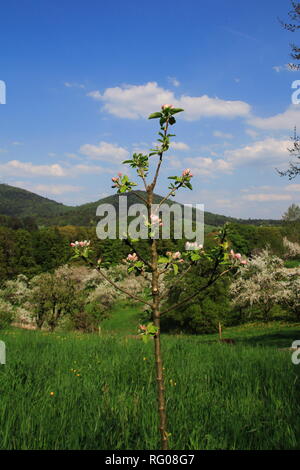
[86,258,152,307]
[150,121,169,191]
[123,238,153,270]
[158,183,183,208]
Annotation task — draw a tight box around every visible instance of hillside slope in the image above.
[0,184,72,219]
[0,183,282,227]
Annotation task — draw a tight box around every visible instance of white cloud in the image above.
[64,82,85,89]
[223,137,291,166]
[0,160,106,178]
[213,130,234,139]
[182,137,291,177]
[245,128,259,139]
[242,193,292,202]
[272,64,297,73]
[87,81,251,121]
[35,184,84,195]
[184,156,233,176]
[65,152,82,160]
[163,155,182,169]
[87,90,101,99]
[248,105,300,130]
[240,185,274,193]
[0,160,66,177]
[170,141,190,151]
[71,163,110,175]
[284,184,300,192]
[215,198,233,206]
[167,76,180,87]
[79,141,129,162]
[16,183,84,195]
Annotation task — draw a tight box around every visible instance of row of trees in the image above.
[0,219,299,283]
[2,238,299,333]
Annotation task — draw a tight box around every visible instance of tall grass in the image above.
[0,328,299,450]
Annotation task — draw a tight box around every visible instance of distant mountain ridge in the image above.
[0,183,282,227]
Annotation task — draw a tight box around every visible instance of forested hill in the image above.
[0,184,72,218]
[0,183,282,227]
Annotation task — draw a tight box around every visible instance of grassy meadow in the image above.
[0,305,300,450]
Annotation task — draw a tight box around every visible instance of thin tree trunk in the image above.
[148,189,169,450]
[218,322,222,340]
[153,309,168,450]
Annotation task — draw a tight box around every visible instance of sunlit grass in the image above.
[0,324,299,450]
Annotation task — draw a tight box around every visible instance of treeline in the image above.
[0,223,186,283]
[0,220,299,284]
[226,221,300,258]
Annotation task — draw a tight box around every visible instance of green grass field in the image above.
[0,308,300,450]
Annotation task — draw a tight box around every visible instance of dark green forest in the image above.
[0,183,298,284]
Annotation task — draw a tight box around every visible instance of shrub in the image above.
[0,299,14,329]
[71,301,109,333]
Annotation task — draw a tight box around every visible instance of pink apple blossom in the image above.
[161,104,174,110]
[150,214,163,226]
[230,249,242,260]
[127,253,138,262]
[182,168,193,178]
[70,240,90,248]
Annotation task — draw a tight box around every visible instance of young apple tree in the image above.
[70,105,246,450]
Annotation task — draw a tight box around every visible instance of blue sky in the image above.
[1,0,300,218]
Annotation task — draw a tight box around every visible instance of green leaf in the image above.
[158,256,169,264]
[169,116,176,125]
[170,108,184,115]
[70,253,80,261]
[173,264,178,275]
[147,323,158,335]
[148,112,162,119]
[135,261,144,268]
